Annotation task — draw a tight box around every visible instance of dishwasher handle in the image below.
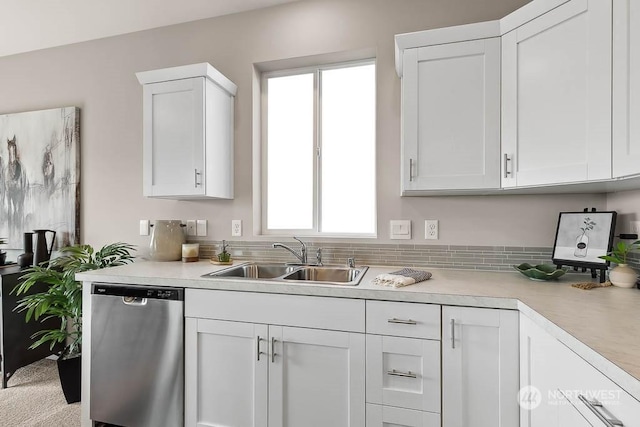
[122,296,148,306]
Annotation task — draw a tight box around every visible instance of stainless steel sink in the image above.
[203,263,368,286]
[204,263,296,279]
[281,266,365,284]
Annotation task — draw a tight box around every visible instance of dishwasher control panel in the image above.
[92,283,184,301]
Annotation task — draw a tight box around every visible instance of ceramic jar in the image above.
[149,220,185,261]
[609,264,638,288]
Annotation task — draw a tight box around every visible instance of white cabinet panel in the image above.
[442,306,519,427]
[268,326,365,427]
[366,404,440,427]
[185,318,268,427]
[502,0,612,187]
[401,38,501,193]
[366,335,440,413]
[613,0,640,178]
[557,392,593,427]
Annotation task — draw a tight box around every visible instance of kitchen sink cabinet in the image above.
[366,404,440,427]
[613,0,640,178]
[136,63,237,199]
[442,306,519,427]
[397,29,501,194]
[501,0,612,188]
[184,289,366,427]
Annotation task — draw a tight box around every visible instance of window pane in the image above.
[320,64,376,234]
[267,73,314,230]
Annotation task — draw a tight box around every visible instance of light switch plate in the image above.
[390,220,411,240]
[139,220,150,236]
[196,220,207,237]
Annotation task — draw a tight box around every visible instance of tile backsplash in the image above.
[196,240,562,271]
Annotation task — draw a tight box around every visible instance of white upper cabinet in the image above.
[501,0,612,188]
[136,63,237,199]
[397,25,501,194]
[613,0,640,178]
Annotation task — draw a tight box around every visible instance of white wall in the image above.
[0,0,610,252]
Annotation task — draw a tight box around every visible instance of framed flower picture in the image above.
[552,211,617,269]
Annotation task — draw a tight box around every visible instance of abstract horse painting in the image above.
[0,107,80,251]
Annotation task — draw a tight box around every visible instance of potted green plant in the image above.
[598,240,640,288]
[0,237,7,265]
[12,242,135,403]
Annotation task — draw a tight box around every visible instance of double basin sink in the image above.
[203,262,369,286]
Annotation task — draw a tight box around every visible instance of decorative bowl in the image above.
[513,263,568,281]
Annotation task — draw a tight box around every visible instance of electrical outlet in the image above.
[196,220,207,237]
[631,221,640,236]
[139,220,150,236]
[425,220,438,240]
[186,220,197,236]
[232,220,242,237]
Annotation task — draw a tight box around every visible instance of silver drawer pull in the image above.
[387,318,417,325]
[450,318,456,349]
[271,337,278,363]
[194,169,201,187]
[387,369,417,379]
[578,395,624,426]
[503,153,512,178]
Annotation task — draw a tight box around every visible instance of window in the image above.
[262,60,376,236]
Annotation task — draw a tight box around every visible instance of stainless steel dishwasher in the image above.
[90,283,184,427]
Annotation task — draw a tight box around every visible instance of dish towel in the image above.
[372,268,432,288]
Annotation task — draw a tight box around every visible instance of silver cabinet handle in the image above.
[387,369,417,379]
[503,154,512,179]
[256,336,264,361]
[450,318,456,349]
[409,158,414,182]
[388,318,417,325]
[194,169,201,187]
[271,337,277,363]
[578,395,624,426]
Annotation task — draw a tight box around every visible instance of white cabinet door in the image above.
[268,326,365,427]
[366,404,441,427]
[366,335,440,413]
[143,77,206,198]
[185,318,268,427]
[613,0,640,178]
[401,38,501,193]
[520,314,564,427]
[502,0,612,187]
[442,306,519,427]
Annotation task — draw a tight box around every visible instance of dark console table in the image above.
[0,266,62,388]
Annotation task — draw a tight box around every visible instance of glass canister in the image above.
[149,220,185,261]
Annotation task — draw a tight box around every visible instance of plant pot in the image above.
[609,264,639,288]
[57,355,81,404]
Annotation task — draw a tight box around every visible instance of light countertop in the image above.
[77,260,640,402]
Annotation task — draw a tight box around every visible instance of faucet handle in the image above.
[347,257,356,268]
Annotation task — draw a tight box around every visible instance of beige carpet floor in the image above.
[0,359,80,427]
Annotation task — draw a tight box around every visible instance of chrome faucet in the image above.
[272,237,307,264]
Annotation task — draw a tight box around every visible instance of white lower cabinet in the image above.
[520,313,640,427]
[366,404,440,427]
[442,306,520,427]
[185,290,366,427]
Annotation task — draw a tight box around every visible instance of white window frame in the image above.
[260,59,377,238]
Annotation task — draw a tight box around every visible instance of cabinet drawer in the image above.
[366,404,440,427]
[186,289,365,333]
[366,301,440,339]
[563,348,640,427]
[366,335,440,413]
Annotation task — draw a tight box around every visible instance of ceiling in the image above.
[0,0,300,58]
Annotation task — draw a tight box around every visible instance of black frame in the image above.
[551,210,617,282]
